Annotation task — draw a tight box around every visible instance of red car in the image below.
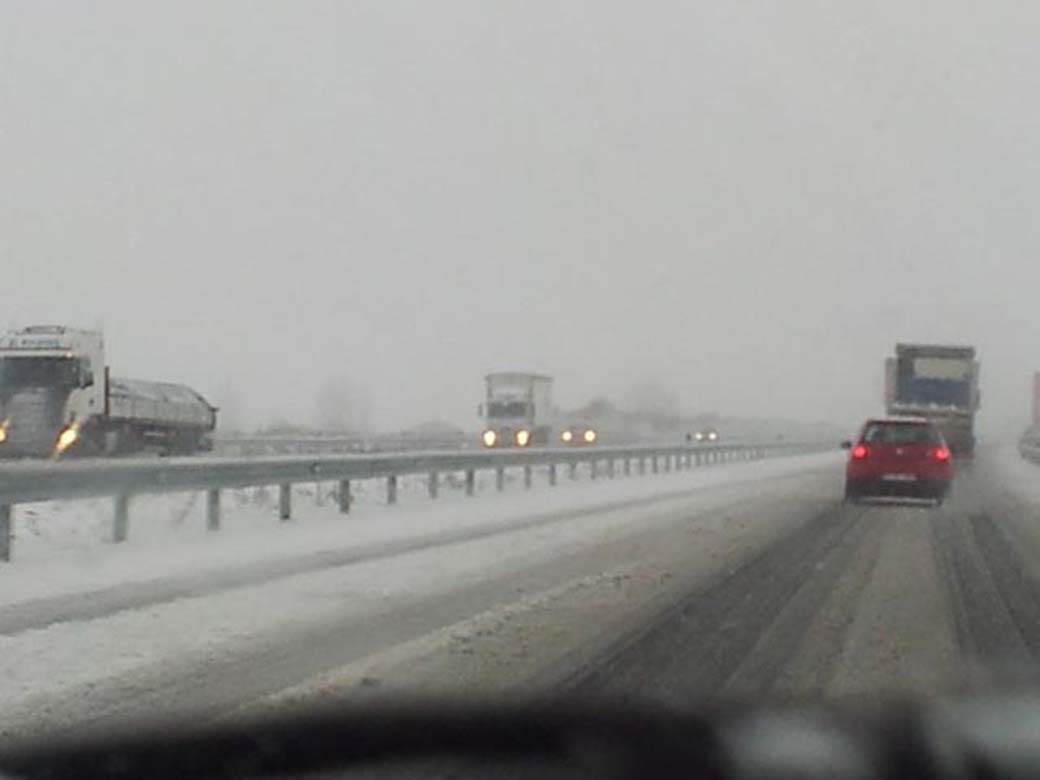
[843,417,953,504]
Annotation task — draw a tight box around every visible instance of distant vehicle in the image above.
[480,372,554,448]
[885,343,980,457]
[692,428,719,443]
[1033,371,1040,429]
[1021,426,1040,463]
[560,423,597,446]
[843,417,952,505]
[0,326,216,458]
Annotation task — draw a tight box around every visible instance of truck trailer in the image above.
[0,326,217,458]
[884,343,980,457]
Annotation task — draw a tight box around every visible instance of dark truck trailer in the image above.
[884,344,980,457]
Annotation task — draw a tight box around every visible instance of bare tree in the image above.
[624,379,681,421]
[314,376,373,433]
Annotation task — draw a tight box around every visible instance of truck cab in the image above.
[0,327,105,457]
[481,372,553,448]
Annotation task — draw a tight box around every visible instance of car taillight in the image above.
[851,443,868,459]
[933,446,951,462]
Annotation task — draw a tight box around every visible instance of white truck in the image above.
[480,372,555,448]
[0,326,217,458]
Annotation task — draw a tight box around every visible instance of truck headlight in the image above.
[583,429,597,444]
[561,430,573,443]
[482,430,497,448]
[515,429,531,447]
[56,425,79,453]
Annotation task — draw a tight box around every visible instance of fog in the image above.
[3,2,1038,436]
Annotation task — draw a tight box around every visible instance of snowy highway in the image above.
[2,449,1040,747]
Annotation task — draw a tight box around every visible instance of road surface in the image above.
[3,449,1040,747]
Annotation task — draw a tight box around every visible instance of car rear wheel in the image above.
[843,483,861,504]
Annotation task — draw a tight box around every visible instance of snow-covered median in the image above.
[0,453,842,608]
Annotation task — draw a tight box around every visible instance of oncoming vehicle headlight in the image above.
[0,421,7,444]
[561,430,574,443]
[56,425,80,454]
[583,429,597,444]
[482,430,497,448]
[708,431,719,442]
[515,429,531,447]
[694,432,705,442]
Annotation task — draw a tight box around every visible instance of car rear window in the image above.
[862,422,941,445]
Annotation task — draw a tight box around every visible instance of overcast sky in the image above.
[3,2,1038,434]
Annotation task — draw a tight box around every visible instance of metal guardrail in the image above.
[213,432,473,456]
[0,441,829,562]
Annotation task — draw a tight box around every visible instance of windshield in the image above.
[863,422,941,445]
[487,401,529,418]
[5,2,1040,771]
[0,357,77,394]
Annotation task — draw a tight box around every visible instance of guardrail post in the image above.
[549,463,557,486]
[495,467,505,491]
[114,494,130,542]
[465,470,475,496]
[338,480,351,513]
[623,458,631,476]
[652,455,659,474]
[428,472,439,499]
[639,457,646,475]
[0,505,11,562]
[524,465,533,489]
[206,489,221,531]
[590,459,598,480]
[279,484,291,521]
[569,462,578,480]
[665,454,672,472]
[387,475,398,505]
[607,459,616,478]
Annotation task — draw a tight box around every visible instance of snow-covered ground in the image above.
[0,452,844,740]
[0,454,842,607]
